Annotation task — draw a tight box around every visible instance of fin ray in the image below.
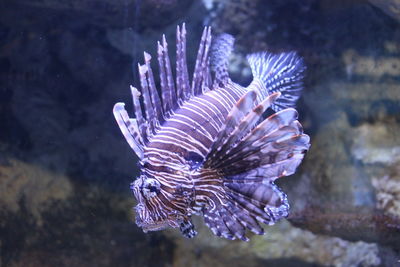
[130,86,148,143]
[224,201,264,235]
[225,182,289,225]
[207,92,281,166]
[192,27,212,96]
[144,52,164,124]
[162,34,178,111]
[247,52,305,111]
[210,33,235,87]
[113,103,144,159]
[204,95,310,179]
[138,63,156,136]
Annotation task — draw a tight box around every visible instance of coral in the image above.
[349,122,400,219]
[285,113,400,249]
[351,123,400,165]
[342,49,400,79]
[372,172,400,219]
[0,158,72,225]
[167,219,382,267]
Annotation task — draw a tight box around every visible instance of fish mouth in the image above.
[134,204,180,233]
[136,215,180,233]
[136,218,171,232]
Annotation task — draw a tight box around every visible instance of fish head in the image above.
[131,171,193,234]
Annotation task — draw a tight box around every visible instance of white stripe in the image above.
[170,114,213,139]
[150,136,205,156]
[181,104,220,132]
[189,97,224,127]
[158,126,211,151]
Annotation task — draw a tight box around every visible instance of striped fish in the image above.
[113,24,310,241]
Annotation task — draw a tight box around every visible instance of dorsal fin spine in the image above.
[176,24,191,104]
[144,52,164,125]
[181,24,191,99]
[201,27,212,93]
[176,25,183,105]
[138,63,156,136]
[157,42,172,117]
[192,27,212,96]
[130,85,148,143]
[162,34,178,111]
[113,103,144,159]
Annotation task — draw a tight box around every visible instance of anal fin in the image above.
[202,182,287,239]
[224,182,289,225]
[179,217,197,238]
[203,202,252,241]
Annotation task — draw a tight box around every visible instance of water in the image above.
[0,0,399,266]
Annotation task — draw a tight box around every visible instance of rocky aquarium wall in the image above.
[1,0,400,266]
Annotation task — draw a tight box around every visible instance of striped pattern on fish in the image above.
[113,23,310,241]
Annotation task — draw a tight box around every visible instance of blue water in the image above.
[0,0,399,266]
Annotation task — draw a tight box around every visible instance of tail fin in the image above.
[247,52,305,111]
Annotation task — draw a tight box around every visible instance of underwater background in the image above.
[1,0,400,266]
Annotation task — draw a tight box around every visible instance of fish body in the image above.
[114,24,310,241]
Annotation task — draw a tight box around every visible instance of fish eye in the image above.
[140,177,161,199]
[148,185,160,193]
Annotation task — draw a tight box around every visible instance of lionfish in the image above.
[113,24,310,241]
